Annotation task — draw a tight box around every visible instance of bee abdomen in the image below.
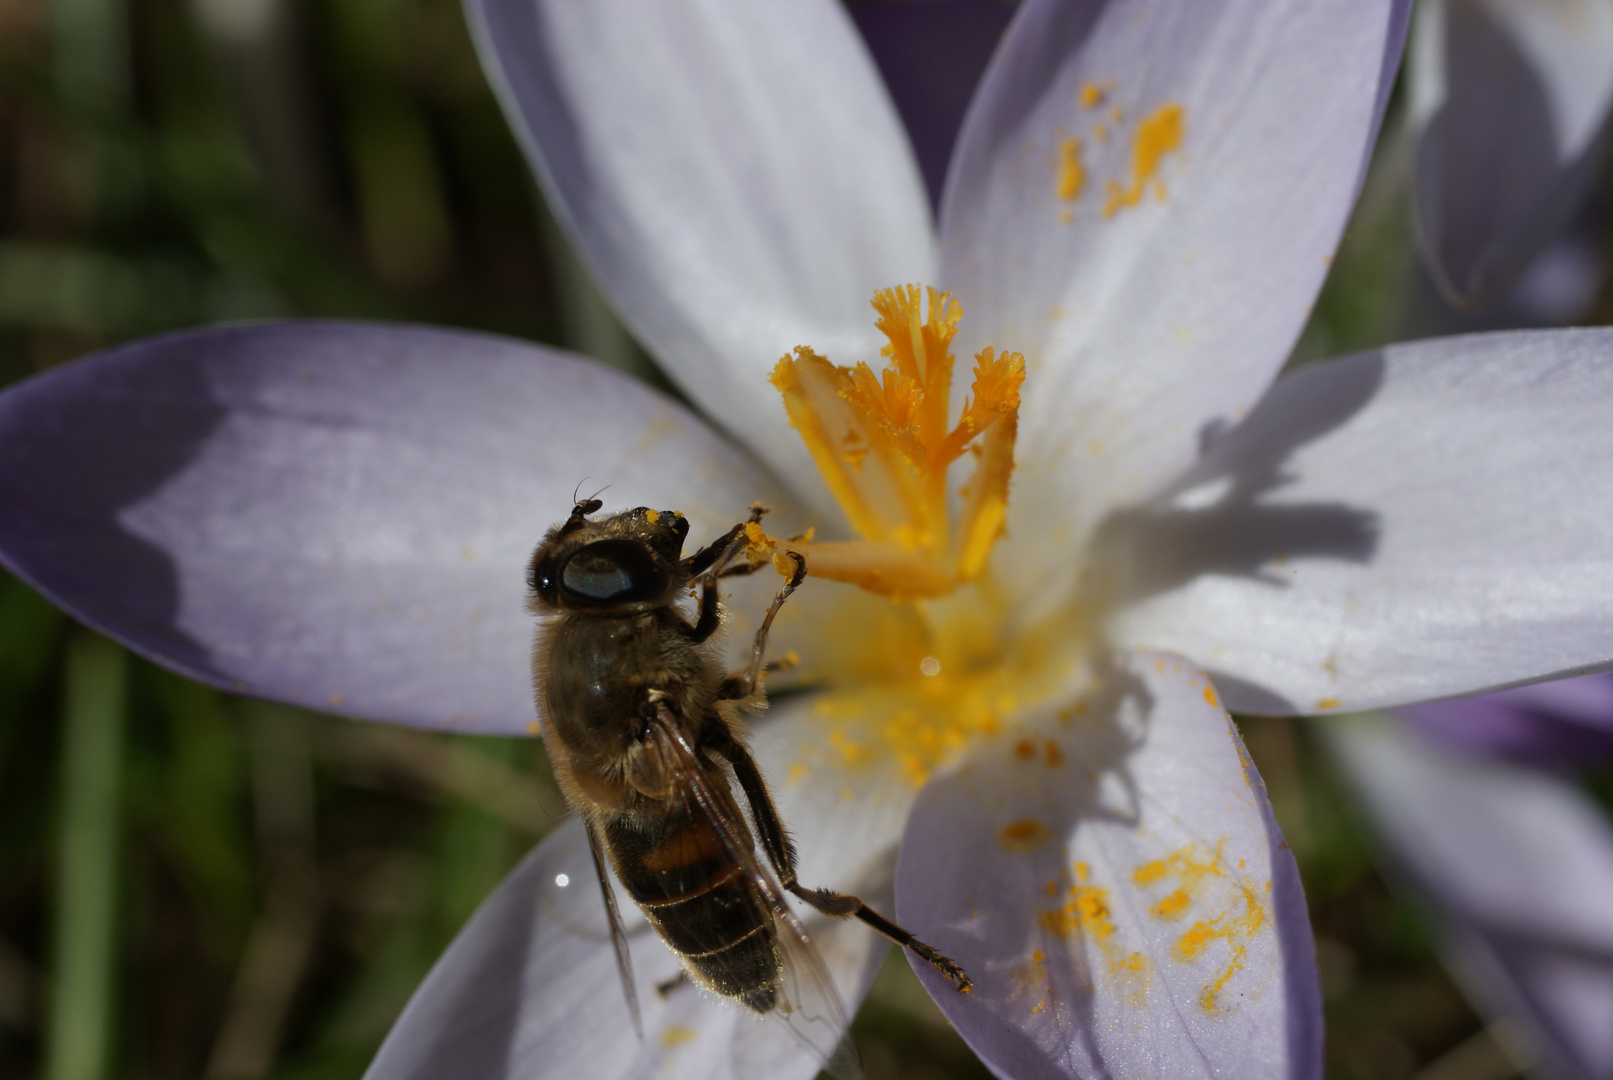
[606,815,783,1011]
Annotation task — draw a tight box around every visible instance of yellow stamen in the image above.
[771,286,1025,598]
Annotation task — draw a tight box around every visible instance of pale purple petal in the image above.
[750,693,918,896]
[1103,329,1613,715]
[940,0,1410,601]
[465,0,934,508]
[366,819,881,1080]
[897,652,1319,1080]
[0,322,795,734]
[1324,713,1613,1080]
[1401,674,1613,768]
[1411,0,1613,311]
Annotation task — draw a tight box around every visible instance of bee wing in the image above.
[584,819,644,1042]
[645,715,861,1080]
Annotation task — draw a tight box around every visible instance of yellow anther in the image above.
[771,287,1024,598]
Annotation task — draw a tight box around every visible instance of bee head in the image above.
[527,503,690,615]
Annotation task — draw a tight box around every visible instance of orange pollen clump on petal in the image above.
[1103,102,1185,217]
[1057,137,1085,202]
[769,285,1026,599]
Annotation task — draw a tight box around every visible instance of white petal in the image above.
[940,0,1410,584]
[1102,329,1613,714]
[466,0,935,505]
[1412,0,1613,310]
[366,819,883,1080]
[897,652,1320,1080]
[1323,713,1613,1080]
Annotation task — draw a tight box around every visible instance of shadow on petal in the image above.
[1083,352,1386,654]
[0,334,223,674]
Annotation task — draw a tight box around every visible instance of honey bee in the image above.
[526,498,971,1066]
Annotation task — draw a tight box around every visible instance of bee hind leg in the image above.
[789,884,974,992]
[705,725,974,994]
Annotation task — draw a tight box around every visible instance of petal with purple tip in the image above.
[1324,713,1613,1080]
[896,652,1319,1080]
[1401,674,1613,768]
[1411,0,1613,311]
[0,322,793,734]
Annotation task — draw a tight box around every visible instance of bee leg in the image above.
[706,727,974,994]
[679,503,769,578]
[681,522,747,579]
[792,888,974,993]
[764,653,798,675]
[655,971,689,998]
[716,552,807,700]
[686,511,781,643]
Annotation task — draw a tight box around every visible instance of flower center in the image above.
[761,286,1091,787]
[770,285,1025,599]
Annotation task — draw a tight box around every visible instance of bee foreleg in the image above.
[717,552,807,701]
[707,725,975,995]
[681,522,747,579]
[686,514,779,643]
[679,504,768,579]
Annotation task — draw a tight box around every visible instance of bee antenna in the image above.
[562,480,607,521]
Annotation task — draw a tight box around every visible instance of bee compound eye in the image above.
[559,539,670,605]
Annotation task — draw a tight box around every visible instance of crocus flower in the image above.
[1325,705,1613,1080]
[5,2,1613,1079]
[1411,0,1613,311]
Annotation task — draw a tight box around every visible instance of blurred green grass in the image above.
[2,0,1612,1076]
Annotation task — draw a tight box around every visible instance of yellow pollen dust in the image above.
[1131,839,1268,1015]
[1039,880,1152,1008]
[1103,102,1185,217]
[770,285,1026,599]
[998,818,1052,854]
[1057,137,1085,202]
[659,1025,697,1048]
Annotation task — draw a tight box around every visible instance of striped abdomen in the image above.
[604,805,782,1012]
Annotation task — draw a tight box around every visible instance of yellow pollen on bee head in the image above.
[770,285,1026,600]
